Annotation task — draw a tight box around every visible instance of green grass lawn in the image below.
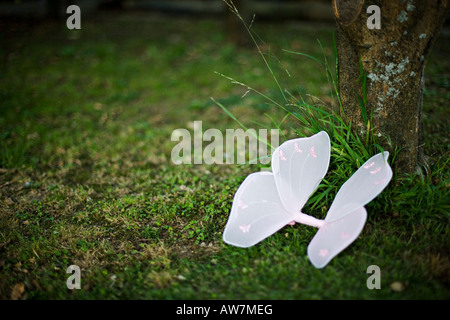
[0,12,449,299]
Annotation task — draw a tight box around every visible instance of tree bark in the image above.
[333,0,449,174]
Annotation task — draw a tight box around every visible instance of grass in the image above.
[0,11,449,300]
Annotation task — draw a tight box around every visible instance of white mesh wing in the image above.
[271,131,331,213]
[307,207,367,268]
[325,151,392,222]
[222,172,295,248]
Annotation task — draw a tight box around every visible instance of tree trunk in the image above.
[333,0,449,174]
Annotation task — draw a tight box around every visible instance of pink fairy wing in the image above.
[307,152,392,268]
[325,151,392,223]
[222,172,295,248]
[271,131,331,213]
[307,207,367,268]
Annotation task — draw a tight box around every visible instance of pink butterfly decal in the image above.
[364,162,375,169]
[279,150,287,161]
[237,199,248,209]
[370,167,381,174]
[294,143,303,153]
[319,249,329,257]
[341,232,350,239]
[239,224,251,233]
